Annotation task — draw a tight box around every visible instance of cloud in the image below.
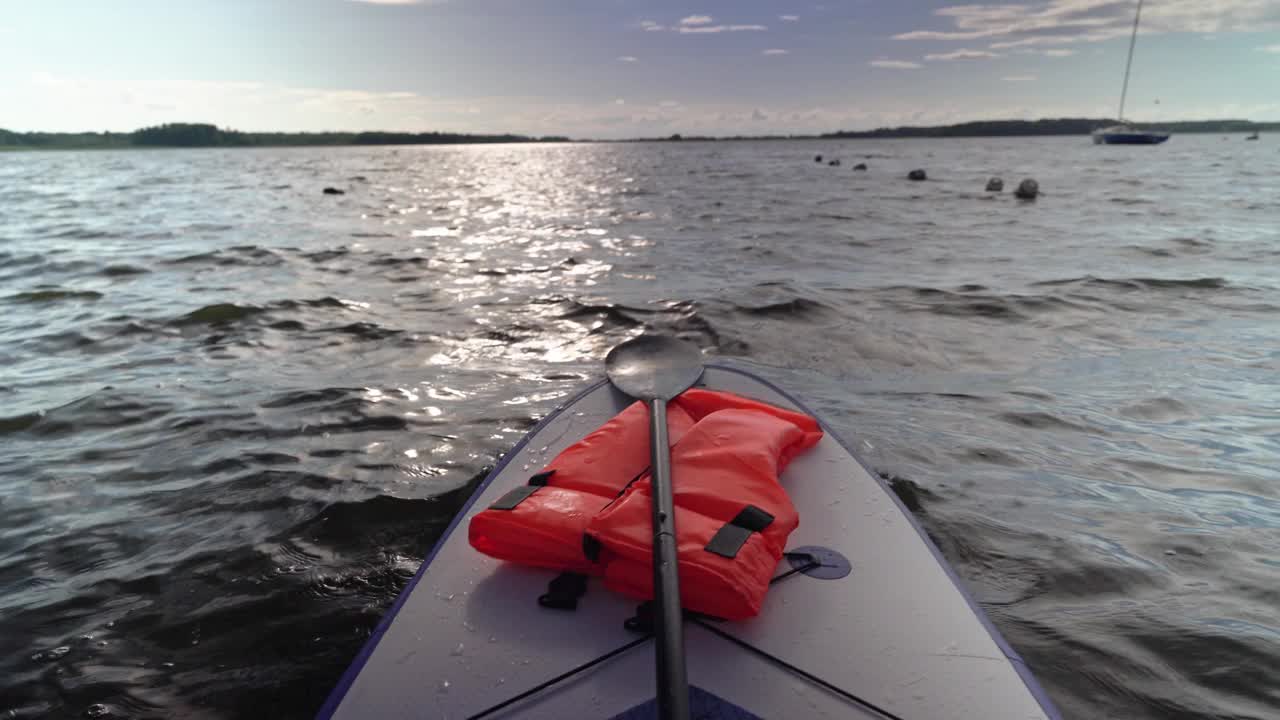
[678,24,767,34]
[895,1,1280,49]
[13,69,1279,141]
[870,60,923,69]
[1043,48,1077,56]
[762,48,789,55]
[640,15,768,34]
[11,72,486,133]
[617,56,638,62]
[988,34,1113,49]
[1260,44,1280,53]
[924,48,1001,61]
[780,15,800,22]
[347,0,431,4]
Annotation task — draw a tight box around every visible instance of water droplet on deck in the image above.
[85,704,109,718]
[438,680,451,694]
[462,621,476,632]
[162,662,175,668]
[451,643,465,656]
[488,635,498,643]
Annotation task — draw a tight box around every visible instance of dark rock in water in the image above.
[828,159,841,167]
[814,155,823,163]
[908,169,927,181]
[1015,178,1039,200]
[853,163,868,171]
[986,177,1004,192]
[322,187,345,195]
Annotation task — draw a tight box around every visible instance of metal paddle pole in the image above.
[647,396,690,720]
[605,336,703,720]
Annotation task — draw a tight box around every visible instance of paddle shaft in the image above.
[647,398,690,720]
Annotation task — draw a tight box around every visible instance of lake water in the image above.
[1,137,1277,719]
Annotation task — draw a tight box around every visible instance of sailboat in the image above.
[1093,0,1170,145]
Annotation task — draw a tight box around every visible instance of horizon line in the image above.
[2,117,1274,148]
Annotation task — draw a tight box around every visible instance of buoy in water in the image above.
[323,187,345,195]
[814,155,823,163]
[853,163,867,171]
[986,177,1003,192]
[907,169,927,181]
[828,159,841,167]
[1014,178,1039,200]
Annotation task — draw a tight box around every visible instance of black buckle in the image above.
[538,572,588,611]
[624,601,654,633]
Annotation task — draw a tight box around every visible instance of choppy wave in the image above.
[5,289,104,304]
[1032,275,1231,291]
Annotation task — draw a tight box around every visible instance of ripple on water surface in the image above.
[1,138,1277,720]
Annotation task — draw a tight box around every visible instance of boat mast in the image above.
[1117,0,1144,123]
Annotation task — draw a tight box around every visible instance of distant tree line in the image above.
[0,129,132,149]
[822,118,1275,138]
[3,119,1276,150]
[1,123,569,150]
[609,118,1277,143]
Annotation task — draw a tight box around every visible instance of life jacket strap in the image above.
[705,505,775,559]
[582,533,603,563]
[486,470,557,510]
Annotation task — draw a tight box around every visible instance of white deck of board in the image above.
[323,365,1057,720]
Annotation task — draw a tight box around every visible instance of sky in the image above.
[1,0,1278,138]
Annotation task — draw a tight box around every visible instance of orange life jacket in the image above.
[468,389,822,620]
